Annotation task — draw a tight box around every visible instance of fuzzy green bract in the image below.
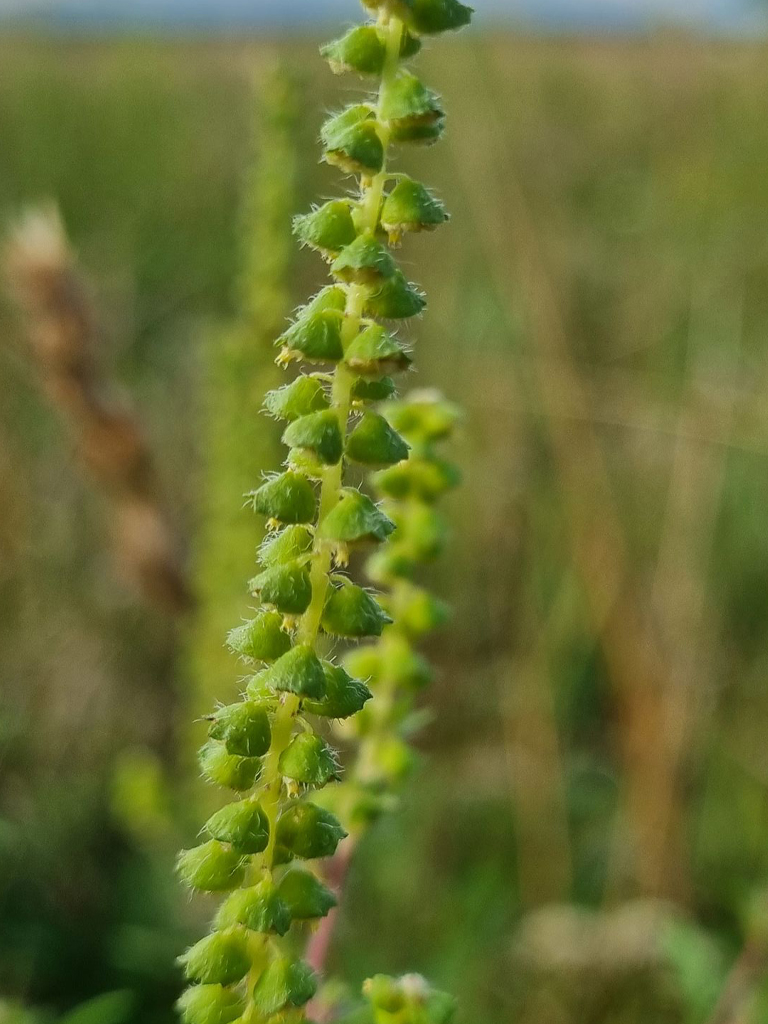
[176,2,470,1022]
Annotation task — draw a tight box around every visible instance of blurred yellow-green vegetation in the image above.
[4,27,768,1024]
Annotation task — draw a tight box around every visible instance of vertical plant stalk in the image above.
[175,2,473,1024]
[4,206,191,616]
[190,64,300,720]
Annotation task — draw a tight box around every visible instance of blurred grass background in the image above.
[3,26,768,1024]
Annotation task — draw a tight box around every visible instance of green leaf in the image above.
[258,525,314,568]
[263,645,327,699]
[204,799,270,855]
[365,271,426,320]
[248,471,317,525]
[345,325,411,377]
[251,958,317,1016]
[226,610,291,662]
[177,841,244,893]
[283,410,344,465]
[265,376,329,421]
[179,932,251,986]
[318,489,396,545]
[275,800,347,861]
[303,663,373,719]
[293,199,357,254]
[249,560,313,616]
[278,311,345,364]
[279,732,340,786]
[215,879,291,936]
[209,701,272,758]
[322,579,392,638]
[277,869,338,920]
[332,232,397,286]
[198,741,261,792]
[346,412,410,467]
[176,985,244,1024]
[59,992,135,1024]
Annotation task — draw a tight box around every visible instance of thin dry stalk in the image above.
[4,206,192,615]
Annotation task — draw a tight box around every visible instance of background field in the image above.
[3,28,768,1024]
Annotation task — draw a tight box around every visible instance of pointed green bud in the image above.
[293,199,357,257]
[263,645,326,699]
[258,525,314,568]
[345,325,412,377]
[319,489,396,546]
[278,310,344,364]
[351,376,398,402]
[279,732,340,786]
[283,410,343,465]
[251,958,317,1017]
[321,25,421,76]
[198,740,261,792]
[204,799,270,855]
[381,179,449,242]
[384,393,461,441]
[226,610,291,663]
[373,456,460,503]
[321,106,384,176]
[380,71,444,129]
[248,471,316,525]
[347,411,410,467]
[277,869,338,920]
[249,560,312,616]
[209,701,272,758]
[177,841,244,893]
[215,880,291,936]
[322,578,392,638]
[179,932,251,986]
[406,0,474,35]
[276,800,348,861]
[176,984,244,1024]
[303,662,372,719]
[365,271,426,319]
[304,284,348,316]
[332,232,397,286]
[264,376,329,421]
[286,447,326,481]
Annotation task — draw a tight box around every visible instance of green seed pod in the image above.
[278,311,344,364]
[286,447,326,482]
[319,489,396,546]
[303,662,373,719]
[345,324,412,377]
[293,199,357,256]
[215,880,291,936]
[321,106,384,176]
[390,117,446,145]
[283,410,343,466]
[176,985,244,1024]
[380,72,444,131]
[381,179,449,242]
[248,471,317,525]
[209,701,272,758]
[276,800,348,861]
[198,741,262,792]
[332,232,397,286]
[322,578,393,638]
[321,25,421,77]
[279,732,340,786]
[277,869,338,920]
[179,931,251,986]
[177,841,244,893]
[384,394,461,441]
[351,376,398,402]
[304,284,348,316]
[204,799,270,855]
[249,560,313,616]
[258,525,314,567]
[226,610,292,663]
[263,644,326,699]
[251,957,317,1017]
[264,376,329,421]
[406,0,474,35]
[395,585,451,637]
[373,456,460,503]
[365,271,427,320]
[347,412,410,467]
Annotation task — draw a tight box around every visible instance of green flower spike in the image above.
[178,3,470,1021]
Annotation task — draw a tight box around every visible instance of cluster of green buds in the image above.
[175,1,471,1022]
[329,392,460,830]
